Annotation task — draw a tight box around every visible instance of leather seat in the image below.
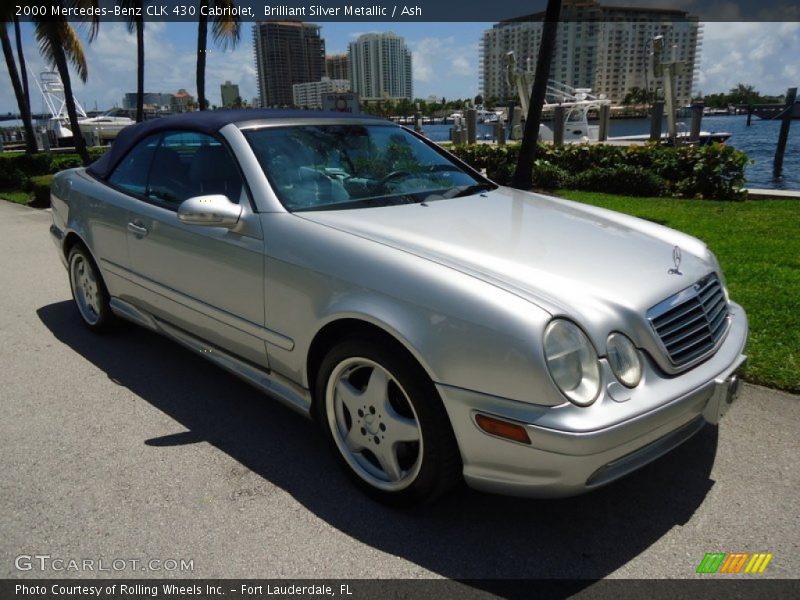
[188,144,242,202]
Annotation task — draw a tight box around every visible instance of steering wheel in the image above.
[376,170,413,187]
[148,177,191,204]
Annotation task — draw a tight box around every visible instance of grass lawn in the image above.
[557,190,799,394]
[0,190,32,205]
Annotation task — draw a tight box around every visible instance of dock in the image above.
[746,188,800,200]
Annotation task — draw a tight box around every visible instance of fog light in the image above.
[475,414,531,444]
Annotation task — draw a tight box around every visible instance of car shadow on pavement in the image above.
[39,301,719,590]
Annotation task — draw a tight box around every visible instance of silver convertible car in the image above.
[50,110,747,505]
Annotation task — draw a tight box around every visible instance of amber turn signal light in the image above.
[475,414,531,444]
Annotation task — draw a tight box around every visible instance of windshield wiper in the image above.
[445,183,496,198]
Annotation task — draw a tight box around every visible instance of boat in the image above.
[79,109,136,140]
[506,55,611,143]
[475,107,501,123]
[505,51,732,145]
[610,130,732,144]
[33,71,133,144]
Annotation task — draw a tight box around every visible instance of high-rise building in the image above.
[253,21,326,107]
[220,80,240,108]
[122,92,174,111]
[480,0,701,105]
[348,33,412,101]
[293,78,350,109]
[326,54,349,80]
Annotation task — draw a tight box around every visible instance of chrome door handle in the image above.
[127,222,148,237]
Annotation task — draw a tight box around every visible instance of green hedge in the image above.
[0,148,105,193]
[2,143,750,204]
[451,142,750,200]
[27,174,55,208]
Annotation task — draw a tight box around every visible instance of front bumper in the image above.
[437,303,748,498]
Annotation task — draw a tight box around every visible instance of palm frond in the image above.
[210,0,241,50]
[34,22,59,71]
[68,0,100,41]
[117,0,143,34]
[36,21,89,82]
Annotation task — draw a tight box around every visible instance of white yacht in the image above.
[34,71,133,144]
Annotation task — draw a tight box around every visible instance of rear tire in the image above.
[68,244,116,333]
[314,337,462,506]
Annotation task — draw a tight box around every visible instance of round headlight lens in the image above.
[543,319,601,406]
[606,333,642,388]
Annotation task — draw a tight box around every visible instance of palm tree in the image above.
[729,83,758,106]
[512,0,561,190]
[34,2,99,165]
[196,0,240,111]
[13,16,31,115]
[119,1,145,122]
[1,14,37,153]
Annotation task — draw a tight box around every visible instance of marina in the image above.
[418,114,799,191]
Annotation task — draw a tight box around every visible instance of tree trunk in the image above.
[511,0,561,190]
[48,28,91,165]
[13,17,32,115]
[135,16,144,122]
[196,3,208,111]
[1,24,38,154]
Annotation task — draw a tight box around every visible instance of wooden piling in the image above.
[553,105,565,147]
[689,101,703,142]
[598,104,610,141]
[773,87,797,178]
[466,108,477,145]
[650,101,664,142]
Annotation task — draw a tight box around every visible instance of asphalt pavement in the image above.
[0,200,798,585]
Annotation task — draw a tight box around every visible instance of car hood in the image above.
[298,187,715,336]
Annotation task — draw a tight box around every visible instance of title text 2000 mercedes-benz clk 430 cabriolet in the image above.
[50,110,747,505]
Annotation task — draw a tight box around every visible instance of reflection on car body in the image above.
[49,110,747,505]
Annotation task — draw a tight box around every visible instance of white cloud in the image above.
[409,36,478,98]
[451,55,472,77]
[696,22,800,96]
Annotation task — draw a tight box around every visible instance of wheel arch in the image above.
[305,316,438,410]
[63,231,86,262]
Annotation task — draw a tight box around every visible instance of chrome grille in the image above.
[647,274,730,368]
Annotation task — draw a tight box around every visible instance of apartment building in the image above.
[480,0,701,105]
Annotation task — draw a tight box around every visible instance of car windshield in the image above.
[243,124,494,212]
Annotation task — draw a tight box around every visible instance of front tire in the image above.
[314,338,462,506]
[68,244,116,332]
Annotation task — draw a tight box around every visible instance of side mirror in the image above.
[177,195,242,228]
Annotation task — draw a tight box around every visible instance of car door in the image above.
[124,130,269,369]
[95,134,161,301]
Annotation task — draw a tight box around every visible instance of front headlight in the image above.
[606,333,642,388]
[543,319,601,406]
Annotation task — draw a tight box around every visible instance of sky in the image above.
[1,20,799,114]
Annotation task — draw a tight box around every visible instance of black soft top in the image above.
[87,109,386,180]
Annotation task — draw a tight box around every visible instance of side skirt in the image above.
[109,298,312,417]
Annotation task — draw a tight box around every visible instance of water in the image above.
[421,115,800,190]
